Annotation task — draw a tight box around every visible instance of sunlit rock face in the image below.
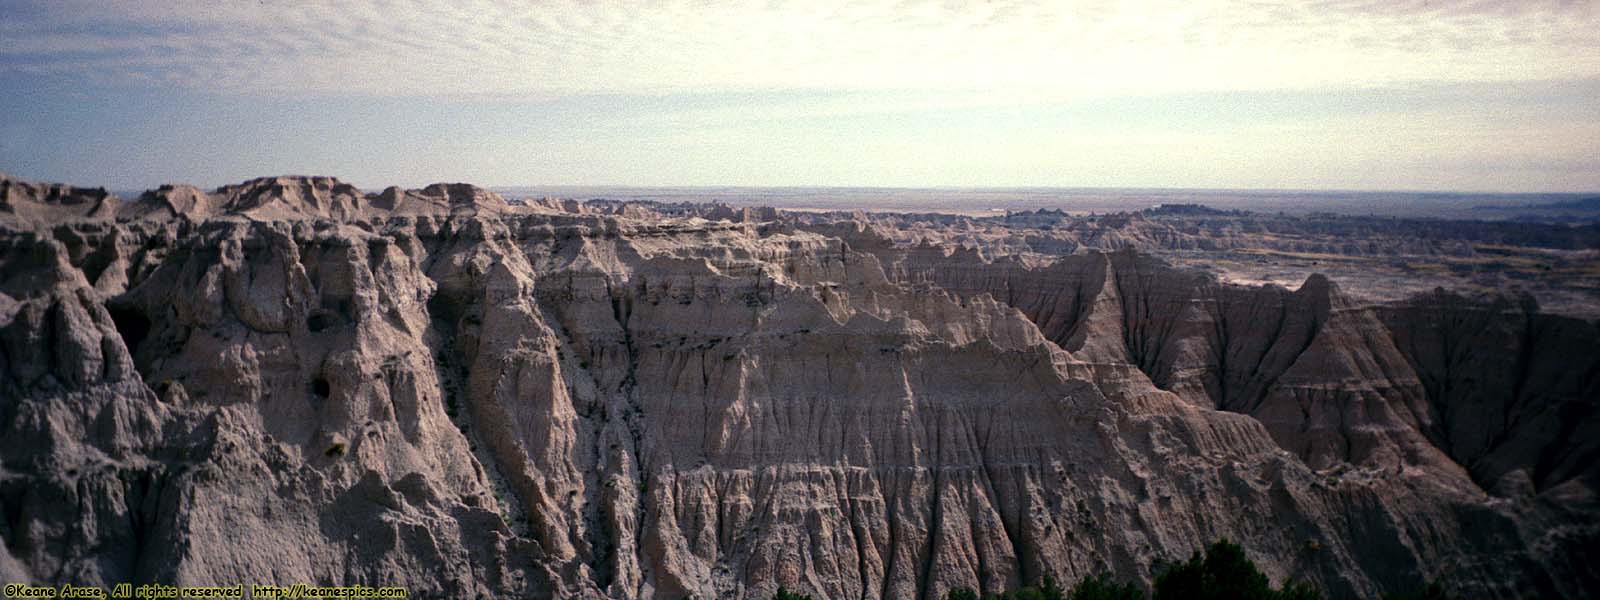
[1,175,1595,599]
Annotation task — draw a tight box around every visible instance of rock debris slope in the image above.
[0,175,1595,599]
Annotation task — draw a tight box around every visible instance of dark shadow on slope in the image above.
[107,303,151,359]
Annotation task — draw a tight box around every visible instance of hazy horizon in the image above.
[4,1,1600,192]
[54,180,1600,199]
[61,179,1600,198]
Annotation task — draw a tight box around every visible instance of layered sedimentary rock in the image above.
[1,176,1596,599]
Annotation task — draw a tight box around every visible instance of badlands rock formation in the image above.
[791,207,1600,319]
[0,174,1595,599]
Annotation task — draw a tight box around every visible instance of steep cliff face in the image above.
[2,177,1596,599]
[880,248,1446,473]
[1378,292,1600,496]
[876,236,1599,490]
[1,218,552,596]
[824,220,1599,596]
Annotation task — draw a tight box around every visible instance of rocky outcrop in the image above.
[871,239,1596,494]
[811,208,1600,258]
[119,184,219,221]
[368,183,514,217]
[1,176,1596,599]
[0,172,121,223]
[784,208,1600,319]
[111,176,524,222]
[882,249,1443,471]
[1,217,552,596]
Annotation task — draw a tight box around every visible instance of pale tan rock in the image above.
[0,172,120,223]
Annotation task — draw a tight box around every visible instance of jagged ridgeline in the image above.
[0,174,1595,598]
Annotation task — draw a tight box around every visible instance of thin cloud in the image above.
[2,0,1597,97]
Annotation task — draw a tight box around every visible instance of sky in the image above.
[2,0,1599,192]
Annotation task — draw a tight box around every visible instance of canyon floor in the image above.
[2,173,1596,599]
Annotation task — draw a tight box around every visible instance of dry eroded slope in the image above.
[0,176,1595,599]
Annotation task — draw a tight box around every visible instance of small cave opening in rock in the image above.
[306,311,334,332]
[107,304,151,358]
[312,376,331,399]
